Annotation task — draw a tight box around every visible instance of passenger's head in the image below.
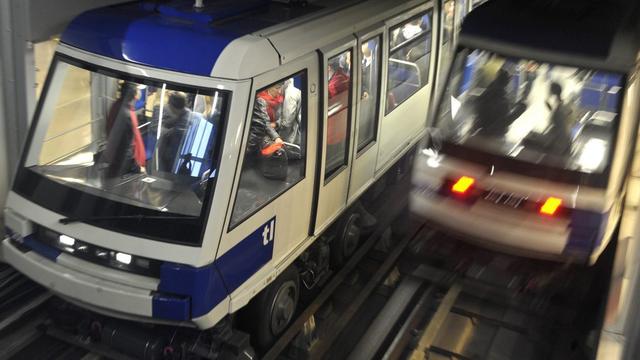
[328,58,341,77]
[361,43,372,58]
[120,82,139,103]
[267,82,284,97]
[168,92,187,111]
[549,82,563,100]
[492,69,510,89]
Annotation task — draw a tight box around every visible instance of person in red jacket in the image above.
[103,82,146,177]
[328,59,350,99]
[249,82,285,156]
[326,58,351,150]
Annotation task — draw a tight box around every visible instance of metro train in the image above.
[411,0,640,264]
[0,0,454,351]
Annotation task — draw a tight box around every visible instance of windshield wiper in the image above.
[59,214,199,225]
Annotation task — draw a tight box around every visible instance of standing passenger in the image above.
[103,82,146,177]
[158,92,192,172]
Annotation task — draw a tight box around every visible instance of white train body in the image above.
[1,0,444,329]
[410,0,640,264]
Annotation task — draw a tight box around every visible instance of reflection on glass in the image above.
[436,0,456,91]
[472,0,488,8]
[357,36,381,152]
[326,50,352,178]
[442,0,455,46]
[28,60,227,217]
[387,12,432,113]
[433,48,623,176]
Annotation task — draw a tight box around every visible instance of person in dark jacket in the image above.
[545,82,573,155]
[474,69,521,137]
[103,82,146,178]
[157,92,192,173]
[248,82,285,155]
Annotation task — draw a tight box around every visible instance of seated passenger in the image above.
[103,82,146,177]
[157,92,192,172]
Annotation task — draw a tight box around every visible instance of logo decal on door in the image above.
[262,218,276,246]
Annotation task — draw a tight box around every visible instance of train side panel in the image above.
[215,53,319,314]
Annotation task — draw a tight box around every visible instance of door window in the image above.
[325,50,353,179]
[230,72,307,229]
[357,36,382,152]
[386,11,433,113]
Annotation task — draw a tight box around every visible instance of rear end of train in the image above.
[410,0,640,264]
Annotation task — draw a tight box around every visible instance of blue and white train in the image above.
[1,0,454,351]
[411,0,640,264]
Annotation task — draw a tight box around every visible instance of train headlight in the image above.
[59,234,76,247]
[115,252,132,265]
[33,225,162,277]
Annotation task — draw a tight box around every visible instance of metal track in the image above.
[341,230,610,360]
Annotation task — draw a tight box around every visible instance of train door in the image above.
[222,53,319,275]
[377,5,436,169]
[313,37,357,235]
[348,26,384,202]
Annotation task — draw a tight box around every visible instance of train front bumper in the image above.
[1,236,165,320]
[0,235,229,328]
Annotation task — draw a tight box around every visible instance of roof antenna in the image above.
[194,0,204,10]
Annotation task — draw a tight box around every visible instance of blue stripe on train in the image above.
[564,209,608,259]
[21,235,62,261]
[153,217,276,320]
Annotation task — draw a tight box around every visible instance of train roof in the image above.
[459,0,640,73]
[61,0,425,79]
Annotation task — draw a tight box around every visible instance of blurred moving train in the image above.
[0,0,463,351]
[411,0,640,264]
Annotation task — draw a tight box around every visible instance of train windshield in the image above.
[433,48,624,185]
[15,56,229,245]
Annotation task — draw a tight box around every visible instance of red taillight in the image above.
[540,197,562,216]
[451,176,475,194]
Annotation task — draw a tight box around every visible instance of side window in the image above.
[325,50,353,179]
[386,11,433,113]
[357,36,382,152]
[230,72,307,228]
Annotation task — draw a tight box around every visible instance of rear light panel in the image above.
[539,197,563,216]
[451,176,475,194]
[441,175,569,217]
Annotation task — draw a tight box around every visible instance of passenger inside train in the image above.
[231,74,306,226]
[327,53,352,175]
[387,12,432,112]
[358,37,381,149]
[24,59,226,220]
[433,48,623,180]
